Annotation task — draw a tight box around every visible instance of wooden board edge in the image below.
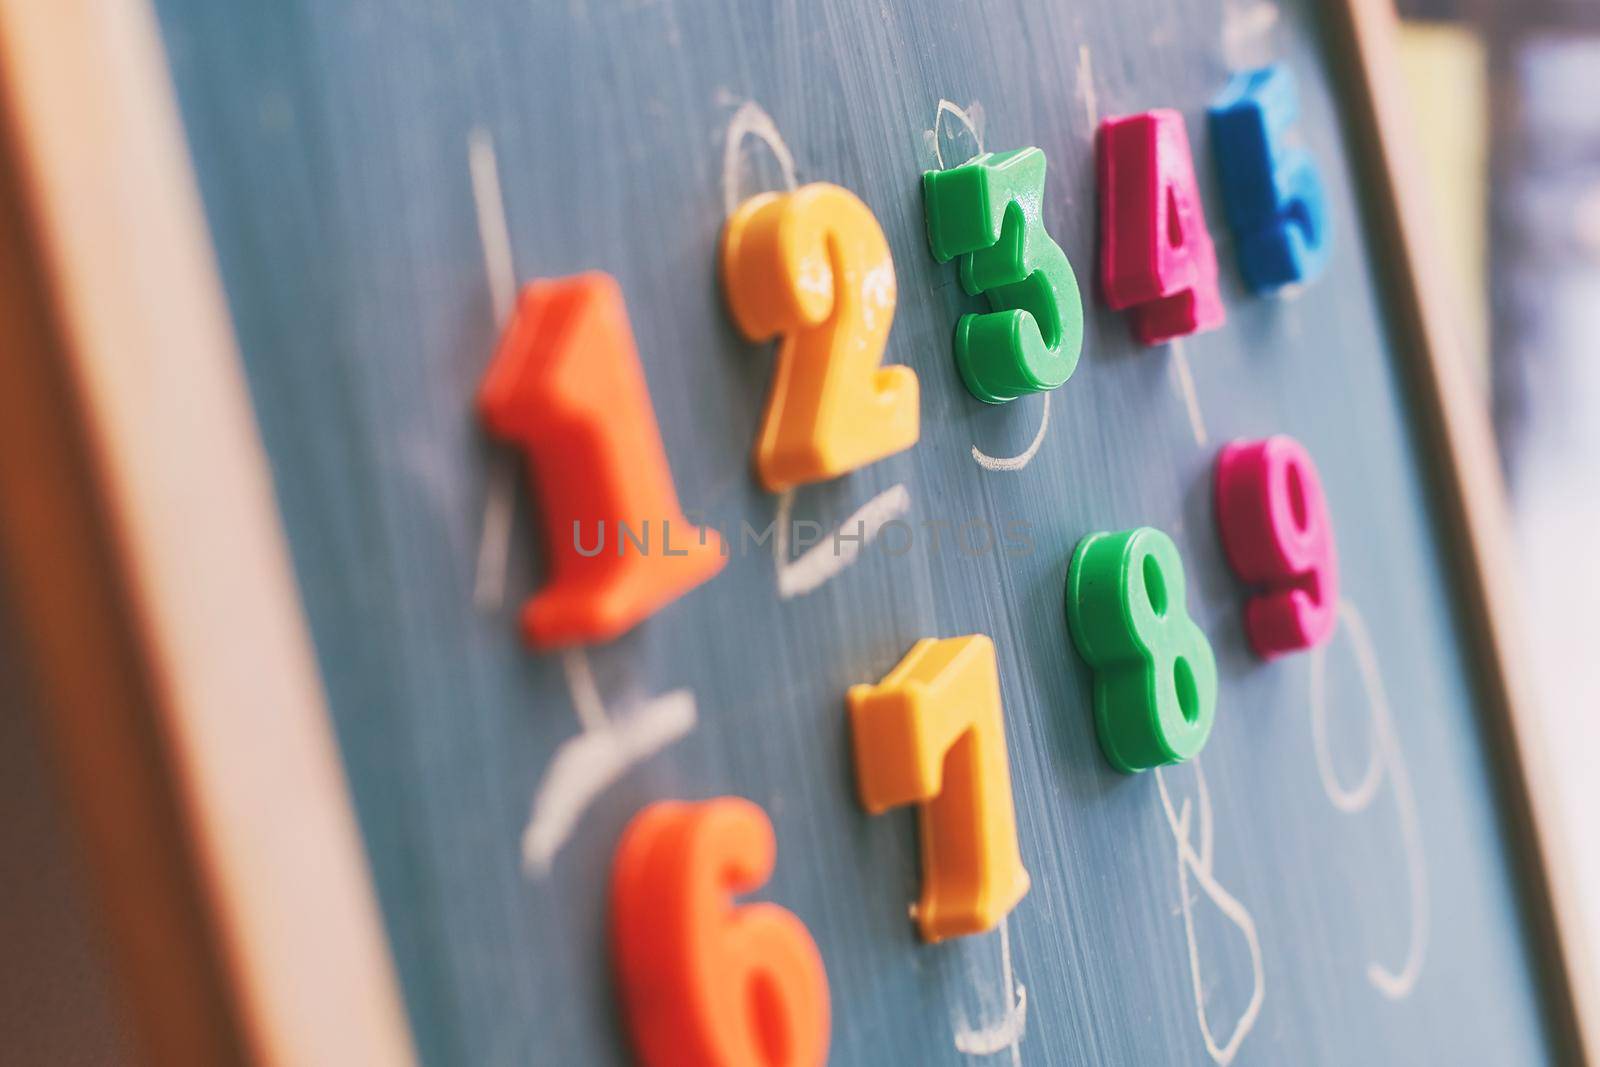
[0,2,418,1064]
[1329,0,1599,1060]
[0,76,245,1067]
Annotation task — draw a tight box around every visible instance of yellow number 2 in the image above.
[721,183,920,492]
[848,635,1030,941]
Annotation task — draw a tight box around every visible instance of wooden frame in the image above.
[0,1,415,1064]
[0,0,1588,1062]
[1329,0,1597,1059]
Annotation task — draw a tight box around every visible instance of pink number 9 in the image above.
[1214,435,1338,657]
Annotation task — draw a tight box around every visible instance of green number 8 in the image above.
[1065,527,1218,773]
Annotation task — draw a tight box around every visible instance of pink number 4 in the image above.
[1098,109,1225,345]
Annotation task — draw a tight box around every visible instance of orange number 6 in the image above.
[612,798,830,1067]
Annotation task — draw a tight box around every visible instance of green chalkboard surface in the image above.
[150,0,1563,1062]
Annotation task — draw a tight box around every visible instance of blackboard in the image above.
[148,0,1566,1062]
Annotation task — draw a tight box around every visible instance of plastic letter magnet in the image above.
[478,273,725,647]
[1215,435,1339,656]
[1065,528,1218,772]
[923,148,1085,403]
[848,635,1030,941]
[1097,110,1225,344]
[612,798,830,1067]
[1208,66,1330,292]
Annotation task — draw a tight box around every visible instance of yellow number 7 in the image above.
[722,183,920,492]
[848,635,1030,941]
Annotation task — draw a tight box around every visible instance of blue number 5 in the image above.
[1209,65,1330,293]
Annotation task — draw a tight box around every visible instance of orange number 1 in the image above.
[478,273,724,648]
[721,183,920,492]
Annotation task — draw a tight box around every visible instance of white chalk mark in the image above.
[722,100,799,217]
[773,483,911,599]
[952,918,1027,1065]
[1170,340,1209,446]
[1310,648,1384,814]
[1309,599,1429,1000]
[1157,762,1214,875]
[1222,0,1281,69]
[972,394,1050,472]
[930,98,985,170]
[469,128,520,610]
[562,648,610,732]
[1155,761,1265,1066]
[468,127,517,325]
[473,455,518,610]
[1076,45,1099,129]
[521,689,697,875]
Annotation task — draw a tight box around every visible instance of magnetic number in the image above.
[721,183,919,493]
[847,635,1031,941]
[612,798,830,1067]
[922,147,1085,404]
[478,273,724,647]
[1098,110,1225,344]
[1208,65,1330,292]
[1215,435,1339,657]
[1066,528,1218,773]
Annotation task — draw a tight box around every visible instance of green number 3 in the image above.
[923,147,1084,405]
[1065,527,1218,773]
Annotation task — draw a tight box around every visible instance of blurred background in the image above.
[1391,0,1600,980]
